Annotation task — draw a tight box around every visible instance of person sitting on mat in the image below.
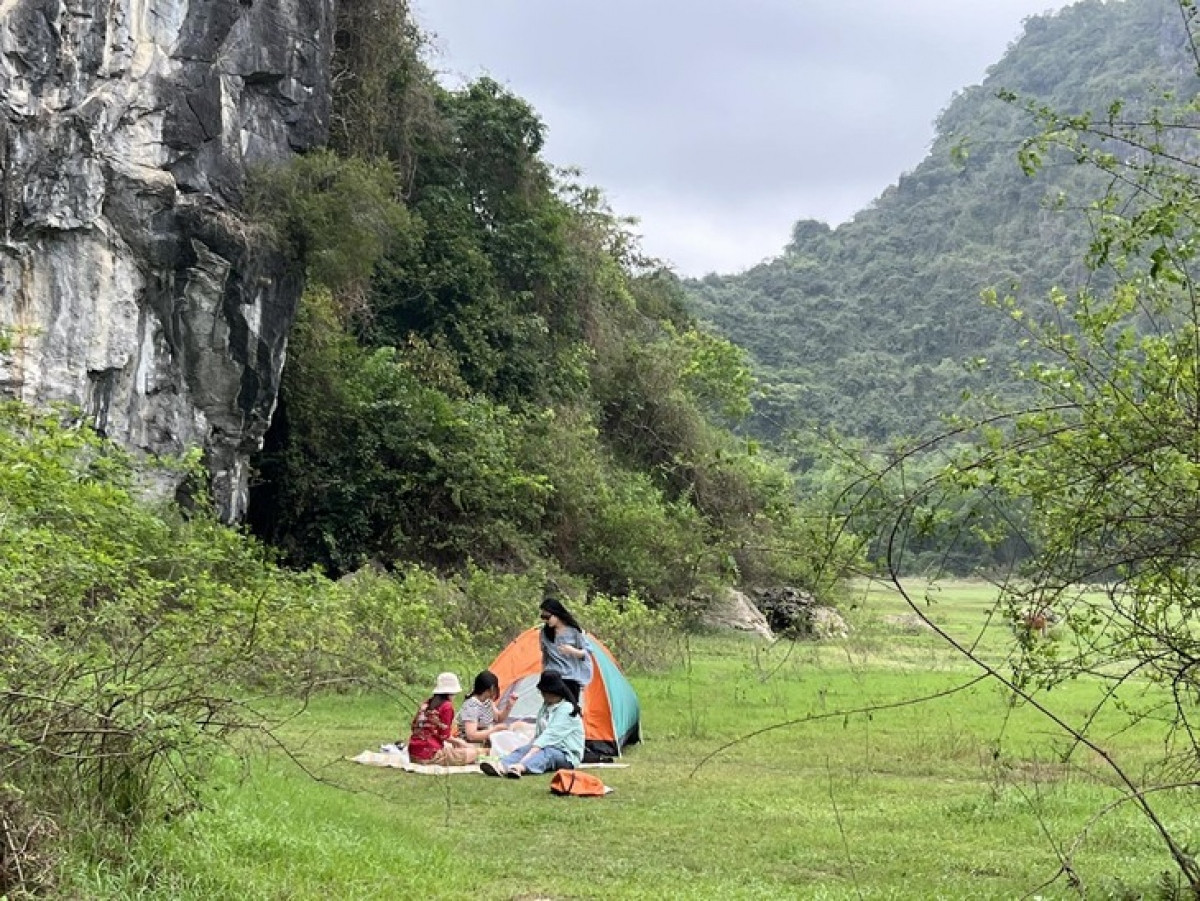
[480,671,583,778]
[457,670,517,746]
[406,672,478,766]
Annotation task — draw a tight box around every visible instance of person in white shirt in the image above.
[457,670,516,747]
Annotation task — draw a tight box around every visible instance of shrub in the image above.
[521,408,712,599]
[581,591,679,671]
[264,303,555,574]
[448,564,547,653]
[0,404,462,891]
[246,150,413,302]
[338,564,465,682]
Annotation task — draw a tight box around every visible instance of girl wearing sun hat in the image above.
[406,672,479,765]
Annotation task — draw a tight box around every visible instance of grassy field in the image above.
[71,580,1200,899]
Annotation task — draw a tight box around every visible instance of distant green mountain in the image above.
[686,0,1191,444]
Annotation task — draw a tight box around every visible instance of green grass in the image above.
[65,580,1200,899]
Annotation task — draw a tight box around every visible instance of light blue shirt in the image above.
[540,625,594,687]
[534,699,585,767]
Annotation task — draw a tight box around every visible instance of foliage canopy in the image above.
[246,0,857,603]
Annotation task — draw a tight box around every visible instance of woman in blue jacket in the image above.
[538,596,593,707]
[480,672,584,778]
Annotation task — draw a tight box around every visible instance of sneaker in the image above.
[505,766,523,779]
[480,760,505,778]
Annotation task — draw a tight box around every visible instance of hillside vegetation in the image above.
[242,0,856,602]
[686,0,1192,444]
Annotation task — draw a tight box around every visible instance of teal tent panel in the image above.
[585,636,641,754]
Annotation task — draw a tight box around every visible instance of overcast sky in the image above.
[412,1,1076,277]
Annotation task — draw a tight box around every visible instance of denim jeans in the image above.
[499,743,573,774]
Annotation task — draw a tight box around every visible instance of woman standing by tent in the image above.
[480,672,584,778]
[539,596,593,705]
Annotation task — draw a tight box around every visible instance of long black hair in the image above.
[540,596,583,640]
[536,671,581,717]
[467,670,499,700]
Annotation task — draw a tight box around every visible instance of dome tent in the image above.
[488,628,641,759]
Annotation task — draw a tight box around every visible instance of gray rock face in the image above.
[0,0,333,519]
[700,589,773,640]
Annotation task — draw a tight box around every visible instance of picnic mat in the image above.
[349,748,629,775]
[349,748,481,775]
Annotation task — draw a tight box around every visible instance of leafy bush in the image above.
[448,564,548,654]
[519,408,712,598]
[0,404,468,892]
[575,472,708,599]
[0,406,259,886]
[328,564,464,684]
[262,292,553,573]
[246,150,413,302]
[581,591,679,671]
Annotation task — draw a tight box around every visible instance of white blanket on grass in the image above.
[348,730,528,775]
[350,748,481,775]
[350,739,630,775]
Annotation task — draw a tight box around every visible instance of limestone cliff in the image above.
[0,0,334,520]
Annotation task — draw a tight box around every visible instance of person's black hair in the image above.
[467,670,499,700]
[536,671,580,717]
[422,692,452,710]
[540,596,583,638]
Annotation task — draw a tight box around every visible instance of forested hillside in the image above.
[687,0,1192,444]
[241,1,854,599]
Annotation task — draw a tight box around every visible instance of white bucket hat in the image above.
[433,672,462,695]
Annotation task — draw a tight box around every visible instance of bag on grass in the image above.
[549,768,610,797]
